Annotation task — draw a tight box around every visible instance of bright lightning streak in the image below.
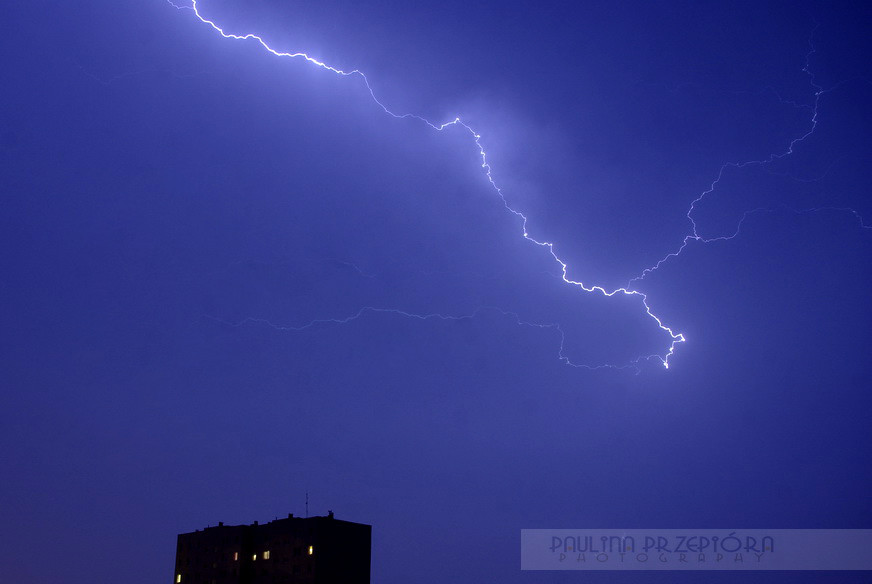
[175,1,870,369]
[173,0,872,371]
[176,0,687,369]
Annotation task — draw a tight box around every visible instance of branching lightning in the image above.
[170,1,867,371]
[628,34,867,287]
[205,306,639,372]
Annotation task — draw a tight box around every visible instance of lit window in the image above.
[263,551,270,560]
[176,576,181,583]
[308,545,314,556]
[252,554,257,561]
[233,552,238,561]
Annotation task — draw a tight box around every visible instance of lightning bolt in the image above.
[628,32,868,287]
[205,307,640,372]
[169,1,866,370]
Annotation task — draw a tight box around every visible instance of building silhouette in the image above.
[173,512,370,583]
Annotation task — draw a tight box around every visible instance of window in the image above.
[252,554,257,561]
[263,550,270,560]
[175,575,181,583]
[308,545,314,556]
[233,552,238,561]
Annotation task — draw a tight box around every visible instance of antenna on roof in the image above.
[306,491,309,518]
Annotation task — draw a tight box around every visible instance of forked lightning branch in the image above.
[168,0,846,370]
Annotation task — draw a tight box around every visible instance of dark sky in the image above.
[2,1,870,583]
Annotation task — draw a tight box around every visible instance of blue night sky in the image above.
[1,1,870,583]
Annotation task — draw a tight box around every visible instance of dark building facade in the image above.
[173,512,371,584]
